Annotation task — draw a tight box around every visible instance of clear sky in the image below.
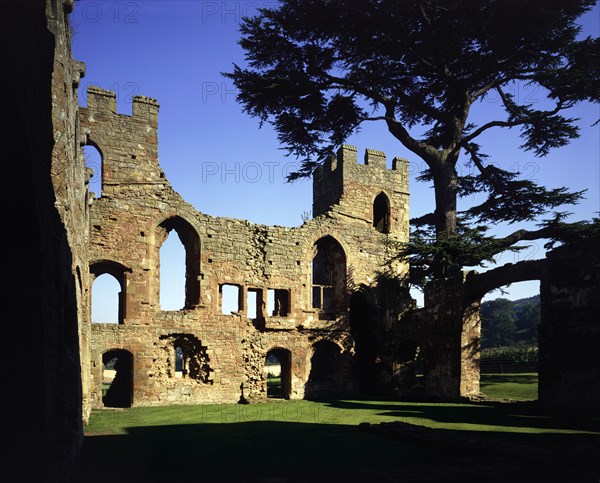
[73,1,599,321]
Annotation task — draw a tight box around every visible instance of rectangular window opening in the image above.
[267,289,290,317]
[220,284,241,315]
[247,288,262,319]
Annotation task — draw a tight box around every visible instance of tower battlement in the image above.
[85,86,159,122]
[313,145,409,237]
[316,144,408,175]
[80,87,162,196]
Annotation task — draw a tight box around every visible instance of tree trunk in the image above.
[424,158,478,400]
[433,162,458,237]
[432,160,460,280]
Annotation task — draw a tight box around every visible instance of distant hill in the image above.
[481,295,540,349]
[512,295,540,311]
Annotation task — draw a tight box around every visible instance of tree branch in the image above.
[383,103,442,165]
[463,259,547,304]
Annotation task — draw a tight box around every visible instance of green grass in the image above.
[266,375,282,398]
[85,373,591,436]
[78,375,599,482]
[84,397,596,437]
[481,373,538,401]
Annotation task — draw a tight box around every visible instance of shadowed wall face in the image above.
[3,0,88,480]
[539,240,600,413]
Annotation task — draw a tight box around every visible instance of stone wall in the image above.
[539,238,600,413]
[81,87,410,407]
[391,277,482,401]
[2,0,89,480]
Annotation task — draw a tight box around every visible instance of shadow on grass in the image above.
[74,417,600,483]
[75,421,437,482]
[324,399,599,433]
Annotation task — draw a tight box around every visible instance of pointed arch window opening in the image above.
[311,237,346,313]
[373,192,391,234]
[83,143,103,198]
[157,217,201,310]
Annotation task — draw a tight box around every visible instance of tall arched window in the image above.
[83,143,103,197]
[312,236,346,313]
[156,216,201,310]
[90,260,130,324]
[160,232,186,310]
[373,192,390,233]
[91,274,120,323]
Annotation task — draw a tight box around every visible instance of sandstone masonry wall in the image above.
[81,87,410,407]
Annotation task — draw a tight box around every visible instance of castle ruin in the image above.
[82,85,412,407]
[4,1,598,480]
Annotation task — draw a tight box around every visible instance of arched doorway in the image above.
[102,349,133,408]
[349,291,378,395]
[392,340,422,394]
[305,340,344,399]
[265,348,291,399]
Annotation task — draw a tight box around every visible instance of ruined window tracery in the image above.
[174,345,184,377]
[160,334,213,383]
[312,236,346,313]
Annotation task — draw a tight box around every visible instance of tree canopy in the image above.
[480,295,540,348]
[225,0,599,288]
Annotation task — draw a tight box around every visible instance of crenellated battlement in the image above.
[80,87,163,197]
[85,86,160,121]
[317,144,408,175]
[132,95,160,120]
[86,86,116,112]
[313,145,410,234]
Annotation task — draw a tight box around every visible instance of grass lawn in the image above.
[77,374,599,482]
[480,372,538,400]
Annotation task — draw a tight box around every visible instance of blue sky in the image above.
[73,1,599,320]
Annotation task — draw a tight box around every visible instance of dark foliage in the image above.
[226,0,599,284]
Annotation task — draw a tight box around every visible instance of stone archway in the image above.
[265,348,292,399]
[349,291,378,395]
[102,349,134,408]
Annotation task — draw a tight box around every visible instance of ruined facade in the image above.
[7,1,599,479]
[82,87,411,407]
